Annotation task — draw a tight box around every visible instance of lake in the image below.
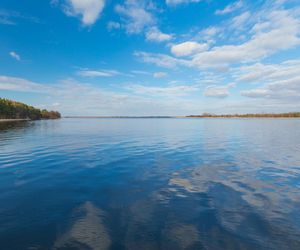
[0,118,300,250]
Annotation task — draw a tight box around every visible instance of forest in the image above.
[0,98,61,120]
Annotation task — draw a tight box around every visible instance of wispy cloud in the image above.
[139,5,300,69]
[241,76,300,99]
[115,0,155,34]
[194,10,300,68]
[77,69,120,77]
[0,75,200,115]
[131,70,151,75]
[0,75,51,93]
[215,0,243,15]
[126,84,198,97]
[134,51,191,68]
[238,60,300,100]
[166,0,202,6]
[9,51,21,61]
[234,60,300,83]
[107,21,121,31]
[204,83,235,98]
[153,72,167,78]
[0,9,39,25]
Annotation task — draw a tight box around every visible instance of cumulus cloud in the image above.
[146,27,172,42]
[153,72,167,78]
[166,0,201,6]
[63,0,105,26]
[204,83,235,98]
[215,0,243,15]
[193,9,300,68]
[115,0,155,34]
[134,6,300,106]
[9,51,21,61]
[77,69,120,77]
[138,3,300,71]
[171,41,208,57]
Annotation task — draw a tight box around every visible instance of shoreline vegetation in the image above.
[0,98,61,121]
[1,97,299,120]
[65,112,300,119]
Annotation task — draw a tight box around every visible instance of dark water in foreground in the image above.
[1,118,300,250]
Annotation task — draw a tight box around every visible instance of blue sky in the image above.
[0,0,300,115]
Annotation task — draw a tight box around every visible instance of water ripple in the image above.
[0,118,300,249]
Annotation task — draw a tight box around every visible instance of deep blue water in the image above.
[1,118,300,250]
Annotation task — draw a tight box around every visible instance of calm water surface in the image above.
[1,118,300,250]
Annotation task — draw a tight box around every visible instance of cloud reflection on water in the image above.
[54,202,111,250]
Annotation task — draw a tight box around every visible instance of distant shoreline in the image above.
[64,115,300,119]
[1,116,300,121]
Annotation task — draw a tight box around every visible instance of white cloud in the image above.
[136,6,300,85]
[0,9,39,25]
[2,73,299,115]
[9,51,21,61]
[166,0,201,6]
[0,75,203,115]
[200,26,220,41]
[192,9,300,68]
[171,41,208,57]
[134,51,191,68]
[215,0,243,15]
[241,76,300,99]
[146,27,172,42]
[234,60,300,83]
[230,11,251,29]
[204,83,235,98]
[131,70,151,75]
[139,5,300,70]
[63,0,105,26]
[77,69,120,77]
[107,21,121,30]
[126,84,198,97]
[0,10,17,25]
[153,72,167,78]
[115,0,155,34]
[0,76,50,93]
[0,75,129,115]
[236,60,300,100]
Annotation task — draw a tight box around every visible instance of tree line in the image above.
[0,98,61,120]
